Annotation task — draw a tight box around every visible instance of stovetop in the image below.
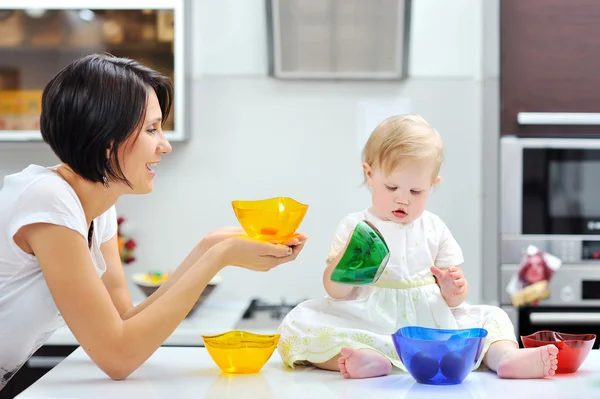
[235,298,304,332]
[242,298,302,320]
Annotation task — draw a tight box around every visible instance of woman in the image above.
[0,53,306,390]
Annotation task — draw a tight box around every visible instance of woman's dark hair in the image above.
[40,53,173,186]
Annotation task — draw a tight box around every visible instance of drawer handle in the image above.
[27,356,65,368]
[517,112,600,126]
[530,312,600,325]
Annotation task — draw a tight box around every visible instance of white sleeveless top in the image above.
[0,165,117,390]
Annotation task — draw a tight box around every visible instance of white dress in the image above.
[277,209,517,371]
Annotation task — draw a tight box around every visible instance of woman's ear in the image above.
[105,142,113,160]
[433,175,441,185]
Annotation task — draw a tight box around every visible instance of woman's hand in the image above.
[212,234,307,272]
[164,228,306,290]
[200,227,306,251]
[198,227,245,252]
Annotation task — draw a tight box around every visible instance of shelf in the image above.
[0,130,42,141]
[0,0,187,143]
[0,129,186,142]
[0,41,173,55]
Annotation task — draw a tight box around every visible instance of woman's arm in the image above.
[100,234,133,317]
[105,236,211,321]
[25,223,226,380]
[109,229,305,320]
[25,223,299,380]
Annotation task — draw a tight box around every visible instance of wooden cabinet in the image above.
[0,1,188,142]
[501,0,600,136]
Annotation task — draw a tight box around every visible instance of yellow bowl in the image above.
[231,197,308,242]
[202,331,280,374]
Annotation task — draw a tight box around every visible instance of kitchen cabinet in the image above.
[0,345,77,399]
[501,0,600,136]
[0,1,188,142]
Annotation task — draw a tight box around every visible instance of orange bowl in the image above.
[202,331,280,374]
[521,330,596,373]
[231,197,308,242]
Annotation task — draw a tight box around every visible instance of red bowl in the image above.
[521,330,596,374]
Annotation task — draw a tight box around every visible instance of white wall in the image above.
[0,0,490,305]
[193,0,269,76]
[115,78,483,304]
[481,0,501,303]
[409,0,483,79]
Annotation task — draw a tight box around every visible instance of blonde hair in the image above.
[362,114,444,182]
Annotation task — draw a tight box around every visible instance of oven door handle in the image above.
[529,312,600,325]
[27,356,65,368]
[517,112,600,125]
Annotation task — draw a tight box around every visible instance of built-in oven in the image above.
[500,137,600,346]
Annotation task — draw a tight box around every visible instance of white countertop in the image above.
[16,347,600,399]
[44,299,251,346]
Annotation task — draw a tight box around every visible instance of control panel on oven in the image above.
[501,237,600,264]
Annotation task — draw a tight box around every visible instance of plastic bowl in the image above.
[231,197,308,242]
[132,273,221,318]
[202,330,280,374]
[330,220,390,285]
[521,330,596,373]
[392,326,488,385]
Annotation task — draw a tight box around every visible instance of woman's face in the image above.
[524,254,547,284]
[117,89,172,194]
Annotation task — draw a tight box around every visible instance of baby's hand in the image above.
[430,265,466,306]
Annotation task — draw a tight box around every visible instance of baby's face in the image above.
[365,160,438,224]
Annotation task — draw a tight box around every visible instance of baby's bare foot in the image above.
[337,347,392,379]
[497,344,558,379]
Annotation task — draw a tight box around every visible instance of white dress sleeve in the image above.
[325,215,359,263]
[434,217,464,268]
[325,214,368,300]
[8,178,87,257]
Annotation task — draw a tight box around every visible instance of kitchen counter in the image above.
[44,299,250,346]
[16,347,600,399]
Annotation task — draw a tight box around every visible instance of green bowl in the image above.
[330,220,390,285]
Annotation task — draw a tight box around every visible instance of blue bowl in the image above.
[392,326,488,385]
